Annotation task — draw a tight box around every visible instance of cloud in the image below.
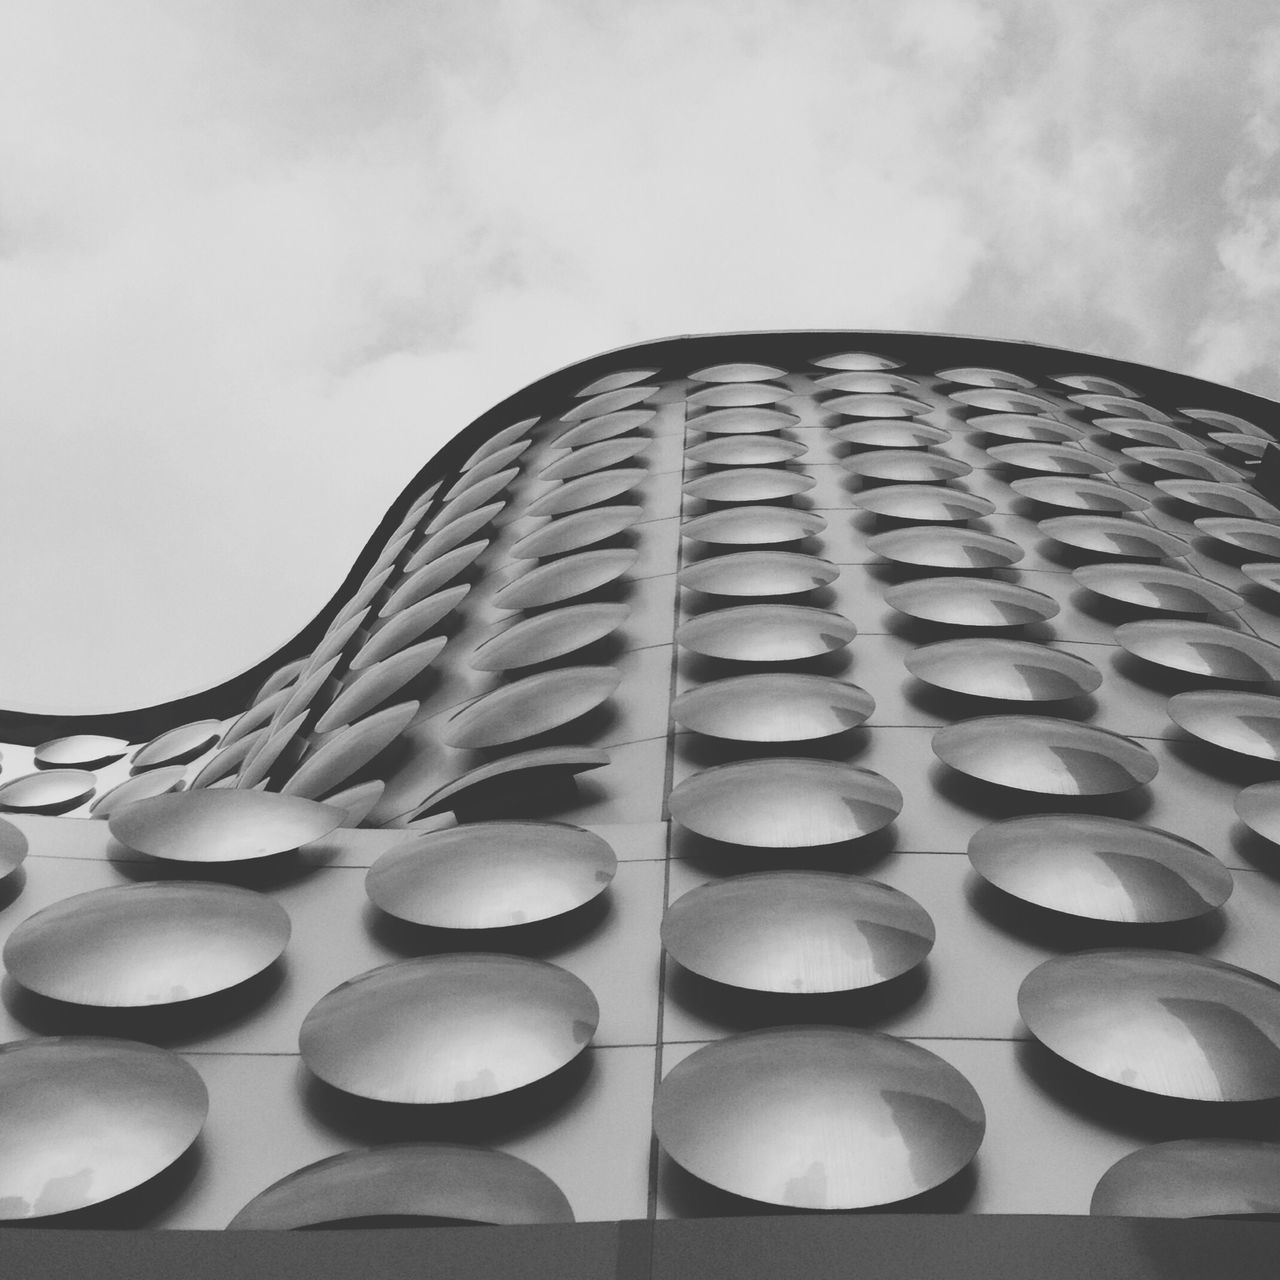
[0,0,1277,710]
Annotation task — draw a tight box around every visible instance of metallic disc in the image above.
[1054,374,1138,396]
[841,450,972,483]
[1018,950,1280,1101]
[111,788,343,863]
[684,436,807,466]
[430,469,517,526]
[1182,408,1270,437]
[683,468,814,502]
[561,386,656,421]
[508,506,642,560]
[849,484,995,522]
[539,437,648,481]
[379,541,487,617]
[680,506,827,547]
[662,872,934,993]
[353,585,468,671]
[829,420,950,448]
[315,637,446,734]
[676,604,856,662]
[867,526,1024,570]
[413,748,609,818]
[687,383,791,408]
[937,366,1034,390]
[553,408,655,449]
[690,362,787,383]
[951,388,1053,414]
[322,779,384,827]
[461,417,538,470]
[576,368,657,397]
[1071,394,1171,423]
[132,720,222,771]
[1124,447,1246,483]
[1092,1139,1280,1218]
[932,717,1158,795]
[988,443,1114,475]
[452,440,529,489]
[0,816,28,878]
[228,1143,574,1230]
[1168,690,1280,760]
[0,770,95,814]
[1072,563,1243,615]
[406,503,503,570]
[280,700,421,801]
[4,882,291,1007]
[34,735,128,770]
[653,1027,984,1210]
[678,551,839,598]
[966,814,1231,923]
[1090,418,1202,450]
[1242,562,1280,594]
[298,954,599,1103]
[883,577,1059,628]
[1009,476,1149,513]
[905,638,1102,701]
[525,469,647,519]
[1038,515,1189,560]
[668,758,902,847]
[0,1037,208,1220]
[1235,781,1280,844]
[366,821,617,929]
[812,351,900,371]
[89,766,187,818]
[672,673,874,741]
[1115,619,1280,682]
[1195,517,1280,558]
[440,667,621,749]
[1211,432,1270,459]
[966,413,1084,443]
[492,548,637,610]
[825,393,931,418]
[814,372,918,394]
[1156,479,1280,521]
[471,603,629,671]
[688,407,800,435]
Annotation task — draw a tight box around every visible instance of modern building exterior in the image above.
[1,331,1280,1274]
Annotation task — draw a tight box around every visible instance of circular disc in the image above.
[298,954,598,1103]
[672,673,874,741]
[849,484,995,522]
[1236,781,1280,844]
[0,769,95,814]
[952,388,1052,414]
[412,747,609,818]
[34,735,128,770]
[315,636,447,734]
[1115,620,1280,681]
[884,577,1059,628]
[688,383,791,408]
[1071,394,1171,423]
[440,667,620,749]
[4,882,291,1006]
[684,468,814,502]
[1054,374,1138,397]
[354,585,468,671]
[812,351,900,371]
[653,1027,984,1209]
[678,551,838,598]
[685,436,807,466]
[668,758,902,846]
[1039,515,1189,560]
[662,872,934,992]
[989,443,1113,475]
[1091,418,1202,449]
[379,542,487,617]
[1194,518,1280,558]
[676,604,856,662]
[1242,562,1280,594]
[109,789,344,862]
[562,386,655,421]
[89,767,187,819]
[1072,564,1243,615]
[471,603,629,671]
[1092,1139,1280,1218]
[814,372,917,394]
[966,814,1231,923]
[938,366,1034,390]
[461,416,537,470]
[967,413,1083,444]
[0,1037,208,1219]
[281,700,420,801]
[1018,950,1280,1101]
[1009,476,1149,513]
[525,468,646,519]
[688,407,799,435]
[932,717,1157,794]
[825,393,931,418]
[366,821,617,929]
[132,720,222,771]
[681,507,826,546]
[841,450,971,483]
[0,816,28,878]
[539,437,648,481]
[690,362,786,383]
[1168,690,1280,759]
[905,638,1102,701]
[1211,432,1269,460]
[492,549,637,610]
[868,526,1023,570]
[1156,479,1280,521]
[830,420,949,449]
[228,1143,574,1230]
[1124,447,1245,483]
[1181,408,1269,437]
[575,368,657,397]
[553,408,654,449]
[509,506,641,560]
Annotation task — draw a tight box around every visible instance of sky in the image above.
[3,0,1280,713]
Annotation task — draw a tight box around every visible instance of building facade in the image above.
[1,331,1279,1272]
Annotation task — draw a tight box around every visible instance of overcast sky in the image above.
[3,0,1279,713]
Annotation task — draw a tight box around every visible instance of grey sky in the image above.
[2,0,1278,712]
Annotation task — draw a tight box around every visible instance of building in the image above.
[0,331,1278,1276]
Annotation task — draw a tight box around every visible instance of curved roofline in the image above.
[1,328,1274,744]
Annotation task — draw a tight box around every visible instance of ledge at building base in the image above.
[1,1216,1276,1280]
